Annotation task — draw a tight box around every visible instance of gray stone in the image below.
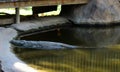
[0,61,4,72]
[61,0,120,24]
[0,27,37,72]
[11,16,69,31]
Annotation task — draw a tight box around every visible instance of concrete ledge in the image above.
[11,16,70,32]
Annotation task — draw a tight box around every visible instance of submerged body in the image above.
[11,40,78,50]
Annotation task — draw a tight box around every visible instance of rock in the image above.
[0,27,37,72]
[0,61,4,72]
[11,16,69,31]
[61,0,120,24]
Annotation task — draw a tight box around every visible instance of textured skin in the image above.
[11,40,78,50]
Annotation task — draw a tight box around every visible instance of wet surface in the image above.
[13,26,120,72]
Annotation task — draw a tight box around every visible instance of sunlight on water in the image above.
[14,48,120,72]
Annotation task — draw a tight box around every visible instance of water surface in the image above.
[13,26,120,72]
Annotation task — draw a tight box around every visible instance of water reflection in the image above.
[13,26,120,72]
[71,26,120,47]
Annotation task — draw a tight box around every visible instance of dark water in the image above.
[13,26,120,72]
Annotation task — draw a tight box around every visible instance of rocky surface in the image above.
[61,0,120,24]
[11,16,69,31]
[0,61,3,72]
[0,27,37,72]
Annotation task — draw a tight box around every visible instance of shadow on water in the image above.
[13,25,120,72]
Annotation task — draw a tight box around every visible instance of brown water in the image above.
[13,26,120,72]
